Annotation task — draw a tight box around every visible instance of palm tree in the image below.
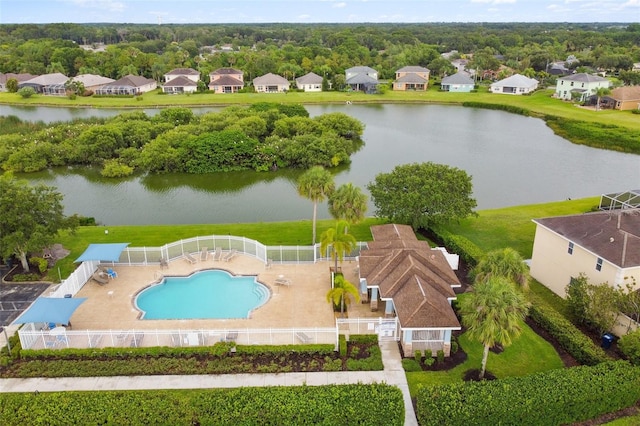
[320,221,356,271]
[326,274,360,318]
[328,183,368,233]
[594,87,611,111]
[459,277,530,379]
[472,247,530,290]
[296,166,335,245]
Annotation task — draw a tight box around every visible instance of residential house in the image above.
[601,86,640,110]
[490,73,539,95]
[555,73,610,102]
[0,73,35,92]
[530,208,640,300]
[295,72,323,92]
[450,59,470,73]
[253,73,289,93]
[164,68,200,84]
[440,72,474,92]
[632,63,640,73]
[162,76,198,94]
[71,74,115,92]
[393,66,430,91]
[547,62,571,76]
[209,68,244,93]
[345,66,378,93]
[358,224,462,356]
[94,75,157,95]
[18,73,69,94]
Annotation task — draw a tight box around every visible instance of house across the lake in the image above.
[94,75,157,95]
[295,72,323,92]
[490,73,538,95]
[393,66,430,91]
[253,73,290,93]
[440,72,474,92]
[358,224,461,356]
[209,68,244,93]
[555,73,610,102]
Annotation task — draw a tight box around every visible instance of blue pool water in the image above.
[135,270,270,320]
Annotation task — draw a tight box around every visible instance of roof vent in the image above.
[610,237,615,243]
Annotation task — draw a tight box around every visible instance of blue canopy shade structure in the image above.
[75,243,130,262]
[13,297,87,325]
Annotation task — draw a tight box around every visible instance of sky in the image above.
[0,0,638,24]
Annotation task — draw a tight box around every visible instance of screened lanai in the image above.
[599,190,640,210]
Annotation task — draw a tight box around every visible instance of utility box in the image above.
[601,333,614,349]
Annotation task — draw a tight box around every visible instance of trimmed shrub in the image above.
[619,329,640,365]
[0,384,404,426]
[414,350,422,363]
[417,361,640,426]
[462,101,530,116]
[436,349,445,364]
[339,334,347,357]
[529,297,610,365]
[429,225,483,266]
[402,359,422,372]
[29,257,48,274]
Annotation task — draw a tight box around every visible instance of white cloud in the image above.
[622,0,639,6]
[65,0,125,12]
[470,0,516,4]
[333,2,347,8]
[298,14,311,19]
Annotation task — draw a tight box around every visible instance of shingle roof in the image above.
[395,74,428,84]
[559,73,609,83]
[441,72,474,85]
[396,66,430,73]
[209,75,244,86]
[296,72,323,84]
[163,76,198,87]
[72,74,115,87]
[253,73,289,85]
[22,73,69,85]
[211,68,243,76]
[610,86,640,102]
[491,73,538,88]
[360,224,461,329]
[0,73,36,84]
[165,68,199,75]
[104,75,155,87]
[346,73,378,84]
[346,66,377,74]
[534,210,640,268]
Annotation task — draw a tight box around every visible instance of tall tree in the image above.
[472,248,530,289]
[326,273,360,318]
[367,162,477,230]
[0,174,77,272]
[296,166,335,244]
[593,87,611,111]
[320,221,357,271]
[459,277,530,379]
[328,183,368,232]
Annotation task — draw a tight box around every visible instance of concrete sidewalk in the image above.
[0,340,417,425]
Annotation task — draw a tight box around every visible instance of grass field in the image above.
[1,87,638,132]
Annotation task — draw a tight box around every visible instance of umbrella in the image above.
[75,243,130,262]
[13,297,87,325]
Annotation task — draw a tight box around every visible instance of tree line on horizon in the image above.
[0,22,638,87]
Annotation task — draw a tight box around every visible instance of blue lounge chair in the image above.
[106,268,117,279]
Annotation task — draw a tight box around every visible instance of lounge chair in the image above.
[212,247,222,261]
[159,258,169,269]
[91,272,109,285]
[184,252,197,264]
[296,331,312,344]
[225,331,238,343]
[222,249,237,262]
[200,247,209,261]
[106,268,118,279]
[275,276,291,286]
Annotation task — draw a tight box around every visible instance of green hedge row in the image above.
[430,225,484,266]
[529,296,610,365]
[462,101,531,116]
[1,384,404,426]
[417,361,640,426]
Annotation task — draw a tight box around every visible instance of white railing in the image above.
[109,235,367,266]
[336,317,399,340]
[18,323,338,350]
[49,260,99,298]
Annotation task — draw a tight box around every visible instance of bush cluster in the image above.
[528,297,610,365]
[1,384,404,426]
[462,101,530,116]
[430,225,483,266]
[417,361,640,426]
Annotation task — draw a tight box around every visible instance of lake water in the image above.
[2,104,638,225]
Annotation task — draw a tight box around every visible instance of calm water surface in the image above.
[3,104,638,225]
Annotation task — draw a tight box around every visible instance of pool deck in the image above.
[71,253,377,332]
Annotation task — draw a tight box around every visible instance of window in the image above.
[570,82,574,87]
[596,257,603,271]
[568,242,574,255]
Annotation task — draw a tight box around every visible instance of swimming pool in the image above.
[135,270,270,320]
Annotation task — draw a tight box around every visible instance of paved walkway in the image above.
[0,340,417,426]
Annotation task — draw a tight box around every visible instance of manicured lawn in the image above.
[440,196,599,258]
[406,309,565,396]
[1,88,638,131]
[48,217,386,281]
